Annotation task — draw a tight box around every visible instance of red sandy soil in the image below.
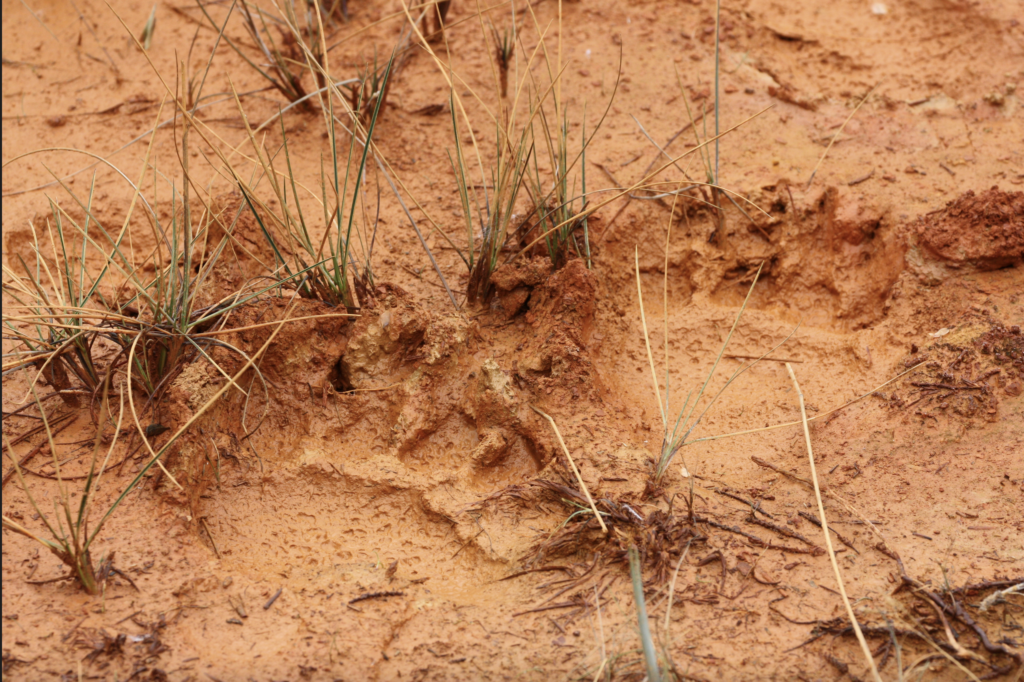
[3,0,1023,680]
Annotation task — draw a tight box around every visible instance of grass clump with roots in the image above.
[429,4,618,305]
[0,17,355,591]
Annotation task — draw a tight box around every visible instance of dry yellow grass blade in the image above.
[124,336,184,491]
[530,405,607,534]
[786,363,882,682]
[635,247,667,429]
[694,361,926,445]
[807,82,880,189]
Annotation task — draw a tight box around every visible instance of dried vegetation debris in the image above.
[820,546,1024,678]
[888,313,1023,422]
[516,457,1023,680]
[527,476,706,586]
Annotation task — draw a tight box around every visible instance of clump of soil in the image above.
[489,255,552,321]
[904,187,1024,285]
[913,187,1024,269]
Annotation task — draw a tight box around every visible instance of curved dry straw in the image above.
[787,363,882,682]
[531,405,607,534]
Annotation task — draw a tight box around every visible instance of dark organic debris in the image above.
[528,478,707,586]
[349,590,405,605]
[816,543,1024,672]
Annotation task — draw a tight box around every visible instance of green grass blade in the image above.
[629,547,661,682]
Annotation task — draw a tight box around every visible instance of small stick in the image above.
[751,456,814,488]
[725,354,802,364]
[348,590,404,605]
[747,514,823,553]
[531,406,607,534]
[798,511,858,553]
[713,487,775,518]
[596,162,624,187]
[786,363,881,682]
[115,610,142,625]
[263,587,282,610]
[596,200,631,243]
[200,517,221,559]
[1,410,71,440]
[110,567,141,593]
[2,417,75,487]
[696,517,819,555]
[847,170,874,186]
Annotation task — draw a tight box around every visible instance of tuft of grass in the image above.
[440,6,619,305]
[212,2,419,311]
[3,287,317,593]
[636,245,794,483]
[3,22,352,477]
[626,0,762,243]
[3,188,108,400]
[519,3,619,271]
[491,24,515,100]
[449,90,532,304]
[235,47,395,310]
[196,0,322,110]
[526,98,592,269]
[1,382,125,594]
[1,0,377,596]
[348,49,395,124]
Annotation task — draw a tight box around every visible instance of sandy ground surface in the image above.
[3,0,1023,679]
